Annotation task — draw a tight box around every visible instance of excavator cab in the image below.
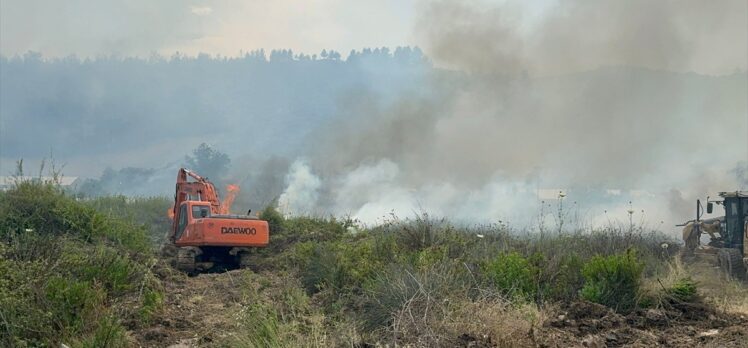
[192,204,211,219]
[174,201,212,241]
[721,193,748,251]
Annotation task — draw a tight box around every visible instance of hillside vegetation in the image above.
[0,181,163,347]
[2,182,747,347]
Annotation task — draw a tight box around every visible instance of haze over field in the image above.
[1,0,746,231]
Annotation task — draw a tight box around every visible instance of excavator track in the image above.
[176,248,197,274]
[238,251,255,269]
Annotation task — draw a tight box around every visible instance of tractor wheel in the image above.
[718,248,746,281]
[176,248,197,274]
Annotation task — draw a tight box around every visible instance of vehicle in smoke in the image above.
[165,168,269,274]
[682,191,748,280]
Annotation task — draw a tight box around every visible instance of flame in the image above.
[167,205,174,220]
[220,184,240,214]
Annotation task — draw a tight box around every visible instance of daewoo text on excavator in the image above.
[165,168,269,273]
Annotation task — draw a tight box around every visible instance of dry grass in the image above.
[675,254,748,315]
[385,282,545,348]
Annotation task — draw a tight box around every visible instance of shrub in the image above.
[85,195,172,247]
[0,258,56,347]
[260,203,285,235]
[538,253,585,302]
[296,237,381,295]
[669,277,698,302]
[580,249,644,312]
[0,181,151,254]
[483,252,540,301]
[228,272,328,348]
[44,276,106,335]
[58,241,140,295]
[0,181,160,346]
[360,262,470,331]
[72,315,129,348]
[394,214,440,252]
[139,288,165,323]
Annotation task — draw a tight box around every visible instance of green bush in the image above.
[44,276,106,335]
[85,195,172,247]
[0,181,151,254]
[139,288,165,324]
[669,277,698,302]
[539,253,585,302]
[413,245,448,269]
[0,258,56,347]
[260,203,285,235]
[296,237,381,295]
[580,249,644,312]
[0,181,160,346]
[239,301,283,347]
[483,252,540,301]
[58,241,140,295]
[228,273,325,348]
[72,315,129,348]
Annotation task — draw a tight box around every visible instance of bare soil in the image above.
[535,300,748,347]
[129,264,247,347]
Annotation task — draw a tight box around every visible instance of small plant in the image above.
[669,277,698,302]
[139,288,165,323]
[580,249,644,312]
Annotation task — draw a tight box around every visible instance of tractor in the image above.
[683,191,748,280]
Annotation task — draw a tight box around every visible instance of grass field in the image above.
[1,181,746,347]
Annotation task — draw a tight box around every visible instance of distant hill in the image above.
[0,48,430,172]
[1,51,745,186]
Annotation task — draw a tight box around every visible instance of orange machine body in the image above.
[173,201,269,247]
[169,168,269,248]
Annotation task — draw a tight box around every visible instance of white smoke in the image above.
[277,158,745,235]
[277,160,321,215]
[275,0,747,234]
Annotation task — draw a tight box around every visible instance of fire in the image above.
[220,184,240,214]
[167,205,174,220]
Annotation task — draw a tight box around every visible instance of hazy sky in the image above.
[0,0,417,58]
[1,0,746,227]
[2,0,746,76]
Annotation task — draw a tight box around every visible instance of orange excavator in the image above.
[166,168,269,273]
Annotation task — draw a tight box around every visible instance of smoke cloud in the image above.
[418,0,747,76]
[1,1,746,233]
[276,0,748,232]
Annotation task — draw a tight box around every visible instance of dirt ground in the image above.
[535,300,747,347]
[129,265,248,347]
[128,256,748,348]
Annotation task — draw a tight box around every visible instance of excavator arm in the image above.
[174,168,221,213]
[169,168,222,241]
